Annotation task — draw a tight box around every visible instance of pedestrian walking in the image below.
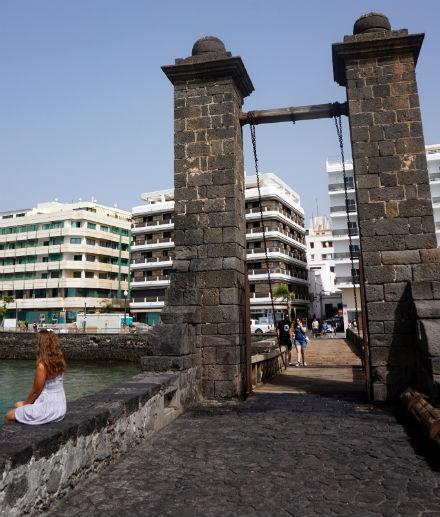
[277,314,293,366]
[311,317,319,338]
[294,318,308,367]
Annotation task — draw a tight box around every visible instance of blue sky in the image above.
[1,1,439,221]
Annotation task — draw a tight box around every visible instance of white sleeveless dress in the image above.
[15,374,66,425]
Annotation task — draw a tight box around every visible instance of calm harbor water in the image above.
[0,359,139,419]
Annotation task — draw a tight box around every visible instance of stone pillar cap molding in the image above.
[162,37,254,99]
[353,12,391,34]
[332,31,424,86]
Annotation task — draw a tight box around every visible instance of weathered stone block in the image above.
[412,263,440,282]
[384,282,411,301]
[381,250,420,265]
[364,265,412,284]
[411,281,433,300]
[414,301,440,319]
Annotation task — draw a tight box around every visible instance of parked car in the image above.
[250,319,274,334]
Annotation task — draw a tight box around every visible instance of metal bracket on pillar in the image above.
[240,101,348,126]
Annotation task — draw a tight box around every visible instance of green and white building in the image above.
[0,201,131,324]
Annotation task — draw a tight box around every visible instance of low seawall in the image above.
[0,332,149,362]
[0,368,198,516]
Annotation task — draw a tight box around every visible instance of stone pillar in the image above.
[160,37,254,398]
[333,12,440,401]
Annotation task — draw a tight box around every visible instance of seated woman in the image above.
[5,329,67,425]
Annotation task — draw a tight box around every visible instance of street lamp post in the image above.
[123,289,128,330]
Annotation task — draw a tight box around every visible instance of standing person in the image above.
[311,317,319,339]
[4,329,67,424]
[277,314,293,367]
[33,322,38,333]
[294,318,308,367]
[24,321,29,332]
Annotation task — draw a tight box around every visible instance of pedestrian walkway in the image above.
[48,341,440,517]
[256,337,365,395]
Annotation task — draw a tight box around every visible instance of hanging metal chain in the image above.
[334,115,360,335]
[249,117,287,367]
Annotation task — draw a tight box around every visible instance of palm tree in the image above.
[272,283,296,320]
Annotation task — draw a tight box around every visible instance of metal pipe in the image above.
[240,101,348,126]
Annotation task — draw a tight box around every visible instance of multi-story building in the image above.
[427,144,440,244]
[130,173,309,325]
[0,201,131,324]
[327,144,440,330]
[305,216,336,293]
[305,215,341,320]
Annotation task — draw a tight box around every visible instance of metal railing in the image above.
[247,247,306,262]
[133,220,173,229]
[132,257,172,264]
[248,268,308,281]
[245,206,304,228]
[132,275,170,283]
[246,226,305,244]
[131,296,165,303]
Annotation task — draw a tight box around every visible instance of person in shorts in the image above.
[294,318,308,367]
[277,314,293,366]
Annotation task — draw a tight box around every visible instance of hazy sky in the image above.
[1,1,439,221]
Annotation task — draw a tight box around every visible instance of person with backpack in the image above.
[277,314,293,366]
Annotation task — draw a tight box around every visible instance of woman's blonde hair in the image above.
[36,330,66,377]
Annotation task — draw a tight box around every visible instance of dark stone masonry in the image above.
[46,393,440,517]
[144,36,254,399]
[333,13,440,401]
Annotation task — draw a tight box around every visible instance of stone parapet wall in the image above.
[251,346,287,388]
[0,331,149,361]
[0,369,197,516]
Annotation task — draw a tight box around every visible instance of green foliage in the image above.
[0,295,14,322]
[272,283,296,316]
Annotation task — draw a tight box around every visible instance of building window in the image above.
[87,223,96,230]
[86,255,95,262]
[330,267,335,273]
[85,271,94,279]
[70,237,82,244]
[86,238,95,246]
[73,254,82,261]
[71,221,81,228]
[100,225,109,232]
[310,254,314,260]
[73,272,82,279]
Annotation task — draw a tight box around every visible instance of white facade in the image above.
[130,173,309,324]
[327,144,440,330]
[427,144,440,245]
[305,216,337,293]
[0,201,131,323]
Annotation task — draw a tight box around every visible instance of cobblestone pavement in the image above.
[47,392,440,517]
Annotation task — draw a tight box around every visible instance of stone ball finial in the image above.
[353,12,391,34]
[192,36,226,56]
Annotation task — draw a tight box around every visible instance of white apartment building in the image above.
[130,174,309,325]
[327,144,440,330]
[305,216,337,293]
[427,144,440,243]
[306,215,341,320]
[0,201,131,324]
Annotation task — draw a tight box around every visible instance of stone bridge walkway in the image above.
[48,342,440,517]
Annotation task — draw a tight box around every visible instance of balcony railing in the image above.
[247,247,306,262]
[432,196,440,204]
[329,180,355,191]
[333,228,359,237]
[246,226,305,245]
[132,257,172,265]
[132,275,170,283]
[335,276,360,285]
[245,206,304,229]
[132,238,173,246]
[429,173,440,182]
[131,296,165,303]
[330,205,357,213]
[248,268,308,282]
[333,252,360,260]
[133,219,173,228]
